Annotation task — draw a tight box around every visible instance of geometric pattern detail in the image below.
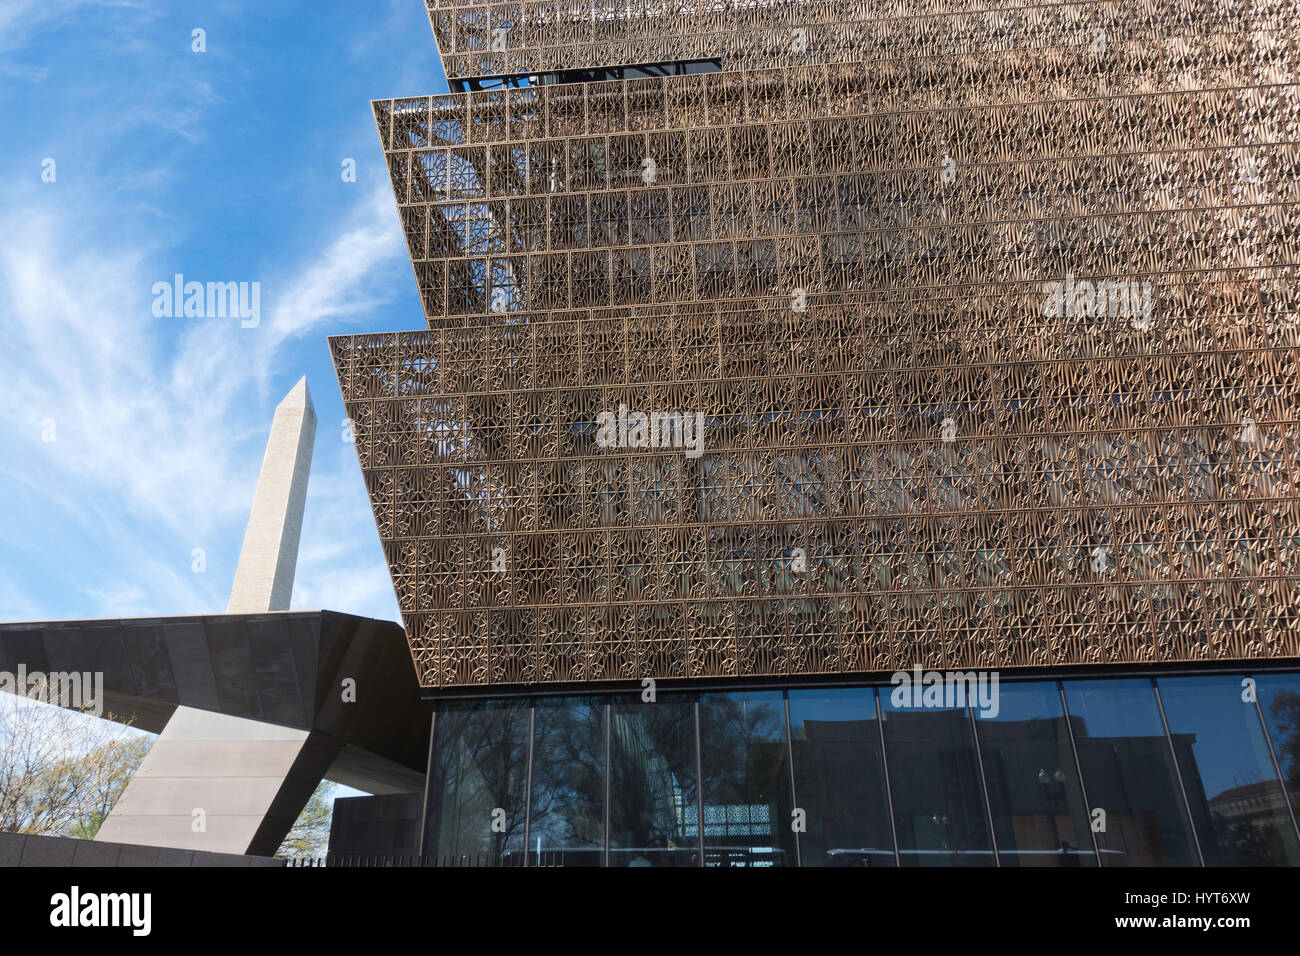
[337,4,1300,688]
[373,70,1300,323]
[421,0,1297,85]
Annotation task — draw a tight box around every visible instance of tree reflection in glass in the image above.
[608,694,699,867]
[528,696,606,866]
[424,699,530,863]
[699,691,795,867]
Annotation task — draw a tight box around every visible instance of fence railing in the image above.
[282,852,566,868]
[283,847,794,867]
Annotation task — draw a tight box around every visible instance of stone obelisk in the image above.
[227,376,316,612]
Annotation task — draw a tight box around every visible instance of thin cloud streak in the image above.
[0,183,406,622]
[0,0,416,626]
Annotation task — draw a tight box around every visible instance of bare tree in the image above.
[0,699,151,837]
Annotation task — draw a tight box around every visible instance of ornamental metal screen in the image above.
[334,1,1300,688]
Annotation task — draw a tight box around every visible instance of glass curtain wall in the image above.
[1255,674,1300,826]
[1062,679,1200,866]
[974,682,1097,866]
[528,696,606,866]
[1157,676,1300,866]
[880,691,994,866]
[423,699,530,862]
[698,690,797,866]
[423,673,1300,866]
[787,688,894,866]
[608,694,699,866]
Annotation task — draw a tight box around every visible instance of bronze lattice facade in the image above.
[334,1,1300,689]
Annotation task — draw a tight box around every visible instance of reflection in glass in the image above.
[1256,673,1300,833]
[608,694,699,867]
[698,691,796,867]
[974,682,1096,866]
[787,688,895,866]
[880,696,993,866]
[528,696,606,866]
[1158,676,1300,866]
[1063,679,1198,866]
[424,699,530,863]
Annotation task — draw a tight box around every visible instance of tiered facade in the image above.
[334,0,1300,689]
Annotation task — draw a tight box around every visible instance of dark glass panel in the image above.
[1158,675,1300,866]
[1255,673,1300,831]
[787,687,895,866]
[698,690,796,867]
[424,699,530,863]
[973,682,1097,866]
[880,691,994,866]
[528,696,606,866]
[1063,679,1199,866]
[608,693,700,867]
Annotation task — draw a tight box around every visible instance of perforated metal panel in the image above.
[335,2,1300,688]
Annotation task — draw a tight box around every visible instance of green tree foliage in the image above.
[0,700,151,837]
[276,780,338,859]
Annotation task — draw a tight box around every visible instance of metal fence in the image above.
[284,852,566,868]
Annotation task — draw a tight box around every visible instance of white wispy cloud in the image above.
[0,177,406,621]
[0,0,150,55]
[0,4,409,625]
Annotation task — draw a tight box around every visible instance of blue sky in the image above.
[0,0,450,625]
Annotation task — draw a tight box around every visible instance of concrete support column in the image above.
[96,706,340,857]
